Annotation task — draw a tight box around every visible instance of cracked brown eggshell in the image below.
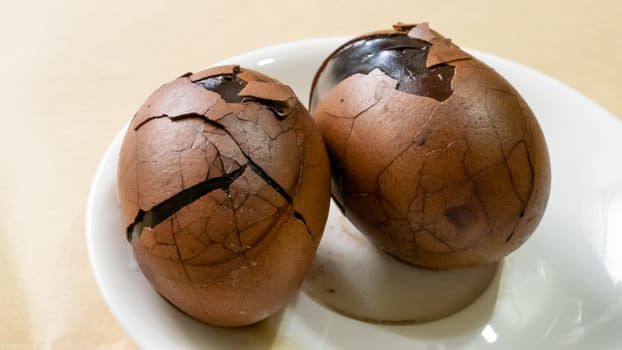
[310,23,551,269]
[117,65,331,326]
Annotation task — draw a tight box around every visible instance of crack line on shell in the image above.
[291,127,313,238]
[375,102,441,192]
[129,111,313,241]
[127,165,247,242]
[182,205,289,267]
[133,112,211,131]
[484,88,530,242]
[340,99,380,162]
[170,217,191,281]
[227,187,244,253]
[205,114,313,237]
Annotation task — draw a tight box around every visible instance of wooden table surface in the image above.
[1,0,621,348]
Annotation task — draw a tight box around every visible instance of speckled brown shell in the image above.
[117,65,331,326]
[310,23,551,269]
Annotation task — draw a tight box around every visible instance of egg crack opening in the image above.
[126,164,248,242]
[195,74,246,103]
[191,70,311,237]
[207,117,313,238]
[313,34,456,105]
[127,110,312,243]
[125,66,314,244]
[194,69,297,119]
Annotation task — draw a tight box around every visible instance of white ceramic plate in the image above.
[86,37,622,349]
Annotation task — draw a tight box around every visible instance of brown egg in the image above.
[117,65,331,326]
[310,23,551,269]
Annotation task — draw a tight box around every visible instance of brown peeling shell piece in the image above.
[309,22,550,269]
[403,22,472,67]
[188,64,240,82]
[238,81,298,117]
[117,65,331,326]
[131,78,221,130]
[425,38,472,68]
[406,22,437,42]
[239,81,296,101]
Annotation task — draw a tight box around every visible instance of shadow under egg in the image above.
[302,200,501,326]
